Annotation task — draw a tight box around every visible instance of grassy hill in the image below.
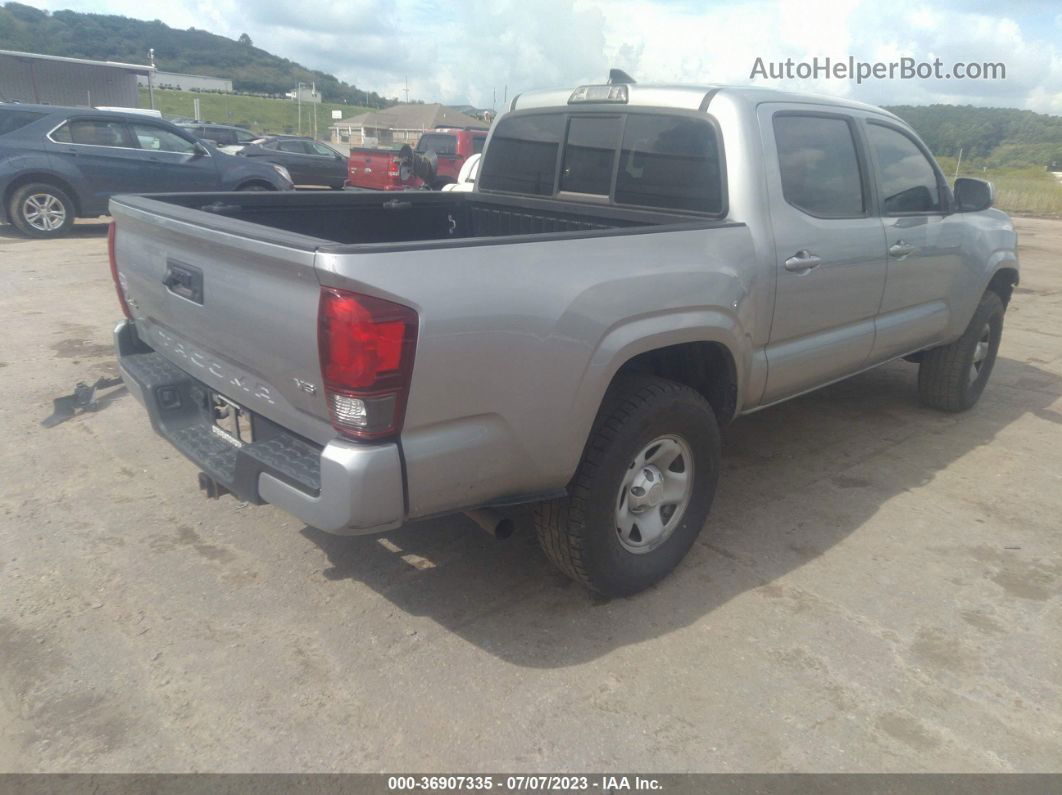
[0,1,394,105]
[141,88,371,137]
[884,105,1062,216]
[886,104,1062,169]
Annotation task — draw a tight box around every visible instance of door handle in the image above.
[784,250,822,272]
[889,240,916,258]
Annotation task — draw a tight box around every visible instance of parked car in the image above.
[441,153,480,191]
[109,80,1017,596]
[346,127,487,190]
[239,136,347,189]
[0,104,294,238]
[175,122,258,154]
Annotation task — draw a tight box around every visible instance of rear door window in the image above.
[560,116,622,196]
[615,114,724,213]
[773,115,865,218]
[278,140,312,154]
[479,114,564,196]
[51,119,131,147]
[0,109,46,136]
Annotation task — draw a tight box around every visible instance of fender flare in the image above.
[558,308,747,477]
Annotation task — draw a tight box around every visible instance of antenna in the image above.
[608,69,636,85]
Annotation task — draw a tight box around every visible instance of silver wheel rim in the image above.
[615,434,694,554]
[970,323,991,383]
[22,193,66,232]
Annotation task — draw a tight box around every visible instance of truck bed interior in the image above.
[139,190,721,249]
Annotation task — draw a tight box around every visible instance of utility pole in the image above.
[312,81,317,140]
[403,77,409,104]
[147,48,156,110]
[297,82,302,135]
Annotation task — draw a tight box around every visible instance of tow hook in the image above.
[197,472,230,500]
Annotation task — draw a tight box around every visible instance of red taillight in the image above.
[318,287,418,440]
[108,221,132,319]
[387,157,401,178]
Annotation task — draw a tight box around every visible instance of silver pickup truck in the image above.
[110,80,1018,596]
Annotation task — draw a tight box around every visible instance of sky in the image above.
[18,0,1062,113]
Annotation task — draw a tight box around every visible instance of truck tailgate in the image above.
[110,197,334,446]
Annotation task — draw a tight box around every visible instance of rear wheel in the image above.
[534,374,720,597]
[918,291,1004,411]
[236,181,274,192]
[8,183,76,238]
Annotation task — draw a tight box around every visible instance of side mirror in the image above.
[954,177,994,212]
[191,141,211,158]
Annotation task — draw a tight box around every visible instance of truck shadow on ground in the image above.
[302,355,1061,668]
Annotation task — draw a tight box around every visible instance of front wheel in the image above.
[8,183,76,238]
[534,375,720,597]
[918,291,1004,412]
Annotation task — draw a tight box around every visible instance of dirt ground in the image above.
[0,216,1060,773]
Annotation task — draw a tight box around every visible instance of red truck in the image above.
[346,127,488,191]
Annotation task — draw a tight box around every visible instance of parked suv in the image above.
[0,104,294,238]
[175,123,258,153]
[239,136,348,189]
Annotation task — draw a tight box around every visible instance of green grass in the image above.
[936,156,1062,216]
[138,88,372,138]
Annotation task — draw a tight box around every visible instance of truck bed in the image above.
[116,190,723,251]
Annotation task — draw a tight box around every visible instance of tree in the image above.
[238,32,252,46]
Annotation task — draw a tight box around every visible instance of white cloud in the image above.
[17,0,1062,113]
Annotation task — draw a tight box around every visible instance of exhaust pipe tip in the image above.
[466,509,515,540]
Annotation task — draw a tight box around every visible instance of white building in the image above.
[137,71,233,93]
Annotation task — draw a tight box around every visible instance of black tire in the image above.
[534,374,720,597]
[918,291,1005,412]
[330,183,346,191]
[236,181,274,192]
[8,182,76,238]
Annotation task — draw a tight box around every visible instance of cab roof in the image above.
[509,83,902,122]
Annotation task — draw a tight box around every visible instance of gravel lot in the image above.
[1,216,1060,773]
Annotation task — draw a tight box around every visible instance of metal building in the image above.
[0,49,154,107]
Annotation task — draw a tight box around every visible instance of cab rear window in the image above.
[479,111,725,214]
[615,115,723,214]
[478,114,564,196]
[416,134,457,155]
[0,109,46,136]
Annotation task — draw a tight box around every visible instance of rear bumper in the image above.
[115,320,404,535]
